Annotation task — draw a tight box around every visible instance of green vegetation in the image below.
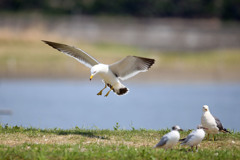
[0,0,239,20]
[0,124,240,159]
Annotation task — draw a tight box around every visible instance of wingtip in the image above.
[223,128,231,134]
[145,58,155,70]
[179,138,185,142]
[41,40,48,43]
[149,58,155,69]
[42,40,60,49]
[42,40,52,45]
[133,56,155,70]
[42,40,58,44]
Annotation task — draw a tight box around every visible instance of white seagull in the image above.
[201,105,230,141]
[180,125,206,151]
[43,40,155,97]
[154,125,182,150]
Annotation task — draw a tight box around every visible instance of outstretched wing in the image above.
[109,56,155,81]
[42,40,99,68]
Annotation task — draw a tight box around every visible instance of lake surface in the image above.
[0,80,240,131]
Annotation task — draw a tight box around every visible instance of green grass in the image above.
[0,124,240,160]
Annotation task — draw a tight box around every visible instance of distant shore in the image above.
[1,15,240,50]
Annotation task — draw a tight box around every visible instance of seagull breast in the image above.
[201,112,219,134]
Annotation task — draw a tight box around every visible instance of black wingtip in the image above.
[42,40,53,46]
[223,128,231,134]
[42,40,55,45]
[42,40,64,51]
[42,40,49,44]
[179,138,185,142]
[133,56,155,70]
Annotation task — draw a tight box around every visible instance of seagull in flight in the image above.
[201,105,230,141]
[154,125,182,150]
[42,40,155,97]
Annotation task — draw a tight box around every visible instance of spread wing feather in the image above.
[109,56,155,81]
[42,40,99,68]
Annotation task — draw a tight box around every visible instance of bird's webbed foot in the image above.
[97,84,107,96]
[97,91,103,95]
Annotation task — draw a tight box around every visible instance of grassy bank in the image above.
[0,125,240,159]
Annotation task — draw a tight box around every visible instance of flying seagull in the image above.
[180,125,206,151]
[201,105,230,141]
[154,125,182,150]
[42,40,155,97]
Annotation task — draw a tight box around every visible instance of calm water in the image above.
[0,80,240,131]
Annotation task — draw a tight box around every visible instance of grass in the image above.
[0,124,240,159]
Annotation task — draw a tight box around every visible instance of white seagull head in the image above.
[172,125,183,131]
[90,64,106,81]
[202,105,209,112]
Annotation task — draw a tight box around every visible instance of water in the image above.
[0,80,240,131]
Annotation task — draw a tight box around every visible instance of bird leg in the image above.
[207,134,210,141]
[196,145,198,152]
[213,134,215,141]
[97,84,107,96]
[104,86,114,97]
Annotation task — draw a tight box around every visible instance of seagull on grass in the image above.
[154,125,182,150]
[180,125,206,151]
[42,40,155,97]
[201,105,230,141]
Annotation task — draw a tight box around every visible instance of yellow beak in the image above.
[90,75,94,81]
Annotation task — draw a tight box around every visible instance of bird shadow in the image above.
[56,130,109,140]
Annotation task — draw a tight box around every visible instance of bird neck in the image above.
[203,111,211,116]
[95,64,109,73]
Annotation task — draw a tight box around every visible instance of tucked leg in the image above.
[104,87,113,97]
[97,84,107,95]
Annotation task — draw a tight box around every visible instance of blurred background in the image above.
[0,0,240,131]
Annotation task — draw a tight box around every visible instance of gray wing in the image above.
[109,56,155,81]
[214,116,224,131]
[43,40,99,68]
[181,134,194,145]
[155,136,168,148]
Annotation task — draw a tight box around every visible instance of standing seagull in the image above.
[180,125,206,151]
[42,40,155,97]
[154,125,182,150]
[201,105,230,141]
